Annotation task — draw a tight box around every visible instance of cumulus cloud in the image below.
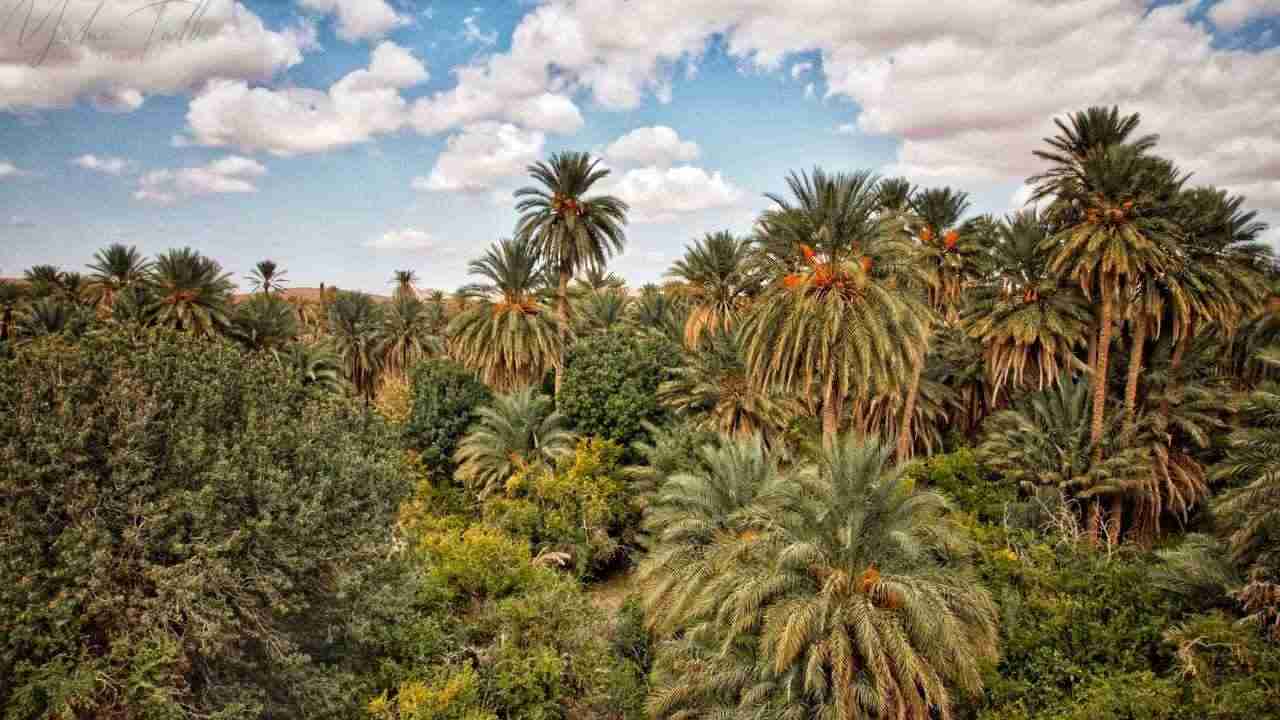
[835,123,857,135]
[297,0,408,41]
[1209,0,1280,30]
[72,154,128,175]
[604,126,700,168]
[791,61,813,79]
[414,0,1280,212]
[414,122,544,192]
[607,165,743,223]
[134,155,267,204]
[0,1,309,112]
[363,228,438,250]
[0,161,22,178]
[186,41,428,155]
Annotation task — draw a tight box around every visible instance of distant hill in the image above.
[232,287,392,304]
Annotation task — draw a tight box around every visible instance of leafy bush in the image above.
[405,359,492,479]
[558,331,677,451]
[484,437,640,576]
[0,330,411,719]
[905,446,1016,523]
[413,518,539,600]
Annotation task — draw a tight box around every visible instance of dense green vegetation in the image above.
[4,105,1280,718]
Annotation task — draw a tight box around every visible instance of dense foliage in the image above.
[558,331,678,451]
[404,359,492,479]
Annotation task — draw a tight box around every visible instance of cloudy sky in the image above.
[2,0,1279,292]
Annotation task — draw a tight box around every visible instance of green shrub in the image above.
[0,330,410,719]
[413,519,539,600]
[405,359,491,479]
[558,331,677,452]
[905,447,1015,523]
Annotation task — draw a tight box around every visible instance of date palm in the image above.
[378,295,443,379]
[1030,104,1158,188]
[23,265,64,299]
[658,328,797,448]
[87,243,151,308]
[666,231,761,347]
[15,297,89,341]
[231,293,299,352]
[454,387,578,498]
[327,291,384,399]
[574,286,631,336]
[246,259,288,295]
[742,168,931,446]
[448,237,562,391]
[643,435,998,719]
[391,270,418,301]
[147,248,235,338]
[572,265,626,295]
[277,342,344,394]
[909,187,979,321]
[964,209,1092,397]
[515,151,628,394]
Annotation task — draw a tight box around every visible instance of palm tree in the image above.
[515,151,628,394]
[23,265,64,299]
[658,328,797,448]
[449,237,562,391]
[454,387,578,498]
[666,231,760,347]
[1035,138,1179,457]
[147,248,235,337]
[642,435,998,719]
[277,342,345,394]
[246,260,288,295]
[328,291,384,399]
[629,284,687,345]
[15,297,89,341]
[572,265,626,295]
[742,168,931,446]
[391,270,418,301]
[231,293,299,351]
[378,295,442,379]
[964,209,1092,396]
[1211,350,1280,567]
[909,187,978,321]
[1031,105,1159,188]
[87,243,151,309]
[574,286,631,336]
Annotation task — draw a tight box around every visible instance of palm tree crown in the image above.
[246,259,288,295]
[147,248,235,338]
[454,387,578,498]
[666,231,760,347]
[87,243,151,308]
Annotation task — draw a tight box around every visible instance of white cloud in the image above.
[0,161,21,178]
[604,126,700,168]
[791,61,813,79]
[608,165,743,223]
[72,154,128,175]
[1209,0,1280,30]
[414,122,544,192]
[835,123,857,135]
[134,155,267,204]
[0,1,308,112]
[297,0,409,41]
[803,82,816,100]
[463,16,498,46]
[364,228,439,250]
[186,41,428,155]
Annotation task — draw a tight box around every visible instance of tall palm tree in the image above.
[642,436,998,719]
[666,231,760,347]
[231,293,299,352]
[448,237,562,391]
[909,187,978,321]
[87,243,151,309]
[391,270,419,301]
[515,151,629,394]
[1031,105,1159,186]
[378,295,442,379]
[147,248,235,337]
[454,387,578,498]
[742,168,931,446]
[1036,138,1179,456]
[658,328,797,448]
[572,265,626,295]
[327,291,384,399]
[246,260,288,295]
[964,209,1092,396]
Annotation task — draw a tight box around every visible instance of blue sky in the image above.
[3,0,1279,292]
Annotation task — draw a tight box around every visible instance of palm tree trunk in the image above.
[822,384,841,447]
[1088,304,1100,371]
[1091,291,1113,456]
[897,364,922,463]
[1162,321,1192,417]
[555,268,570,396]
[1122,314,1147,436]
